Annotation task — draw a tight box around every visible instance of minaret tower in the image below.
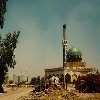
[62,24,68,68]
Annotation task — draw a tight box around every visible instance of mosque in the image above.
[45,25,96,82]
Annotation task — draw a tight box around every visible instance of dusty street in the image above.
[18,86,100,100]
[0,87,32,100]
[0,86,100,100]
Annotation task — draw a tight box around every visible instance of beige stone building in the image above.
[45,25,96,82]
[45,47,96,82]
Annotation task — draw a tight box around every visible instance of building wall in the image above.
[13,74,27,84]
[66,61,86,68]
[45,67,96,82]
[45,68,64,78]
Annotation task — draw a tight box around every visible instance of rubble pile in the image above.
[18,86,100,100]
[77,93,100,100]
[18,86,71,99]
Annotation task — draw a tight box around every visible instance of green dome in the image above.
[67,47,82,62]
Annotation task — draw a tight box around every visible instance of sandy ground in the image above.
[18,85,100,100]
[18,89,100,100]
[0,85,100,100]
[0,87,32,100]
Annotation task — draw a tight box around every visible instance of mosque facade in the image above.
[45,25,96,82]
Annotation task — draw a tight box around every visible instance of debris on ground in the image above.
[18,85,100,100]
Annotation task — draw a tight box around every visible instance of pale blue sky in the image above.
[0,0,100,78]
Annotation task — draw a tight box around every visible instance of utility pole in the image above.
[62,24,68,89]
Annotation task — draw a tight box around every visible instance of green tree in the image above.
[0,31,20,92]
[30,77,37,85]
[0,0,8,29]
[96,69,99,75]
[36,76,40,85]
[41,77,45,83]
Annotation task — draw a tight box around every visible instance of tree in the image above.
[0,31,20,93]
[41,77,45,83]
[0,0,8,29]
[30,77,37,85]
[36,76,40,85]
[96,69,99,75]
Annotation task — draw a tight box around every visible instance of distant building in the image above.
[13,74,27,84]
[45,25,96,82]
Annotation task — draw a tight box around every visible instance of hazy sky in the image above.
[0,0,100,78]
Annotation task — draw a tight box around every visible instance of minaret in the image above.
[62,24,68,68]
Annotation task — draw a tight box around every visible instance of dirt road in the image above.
[0,87,32,100]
